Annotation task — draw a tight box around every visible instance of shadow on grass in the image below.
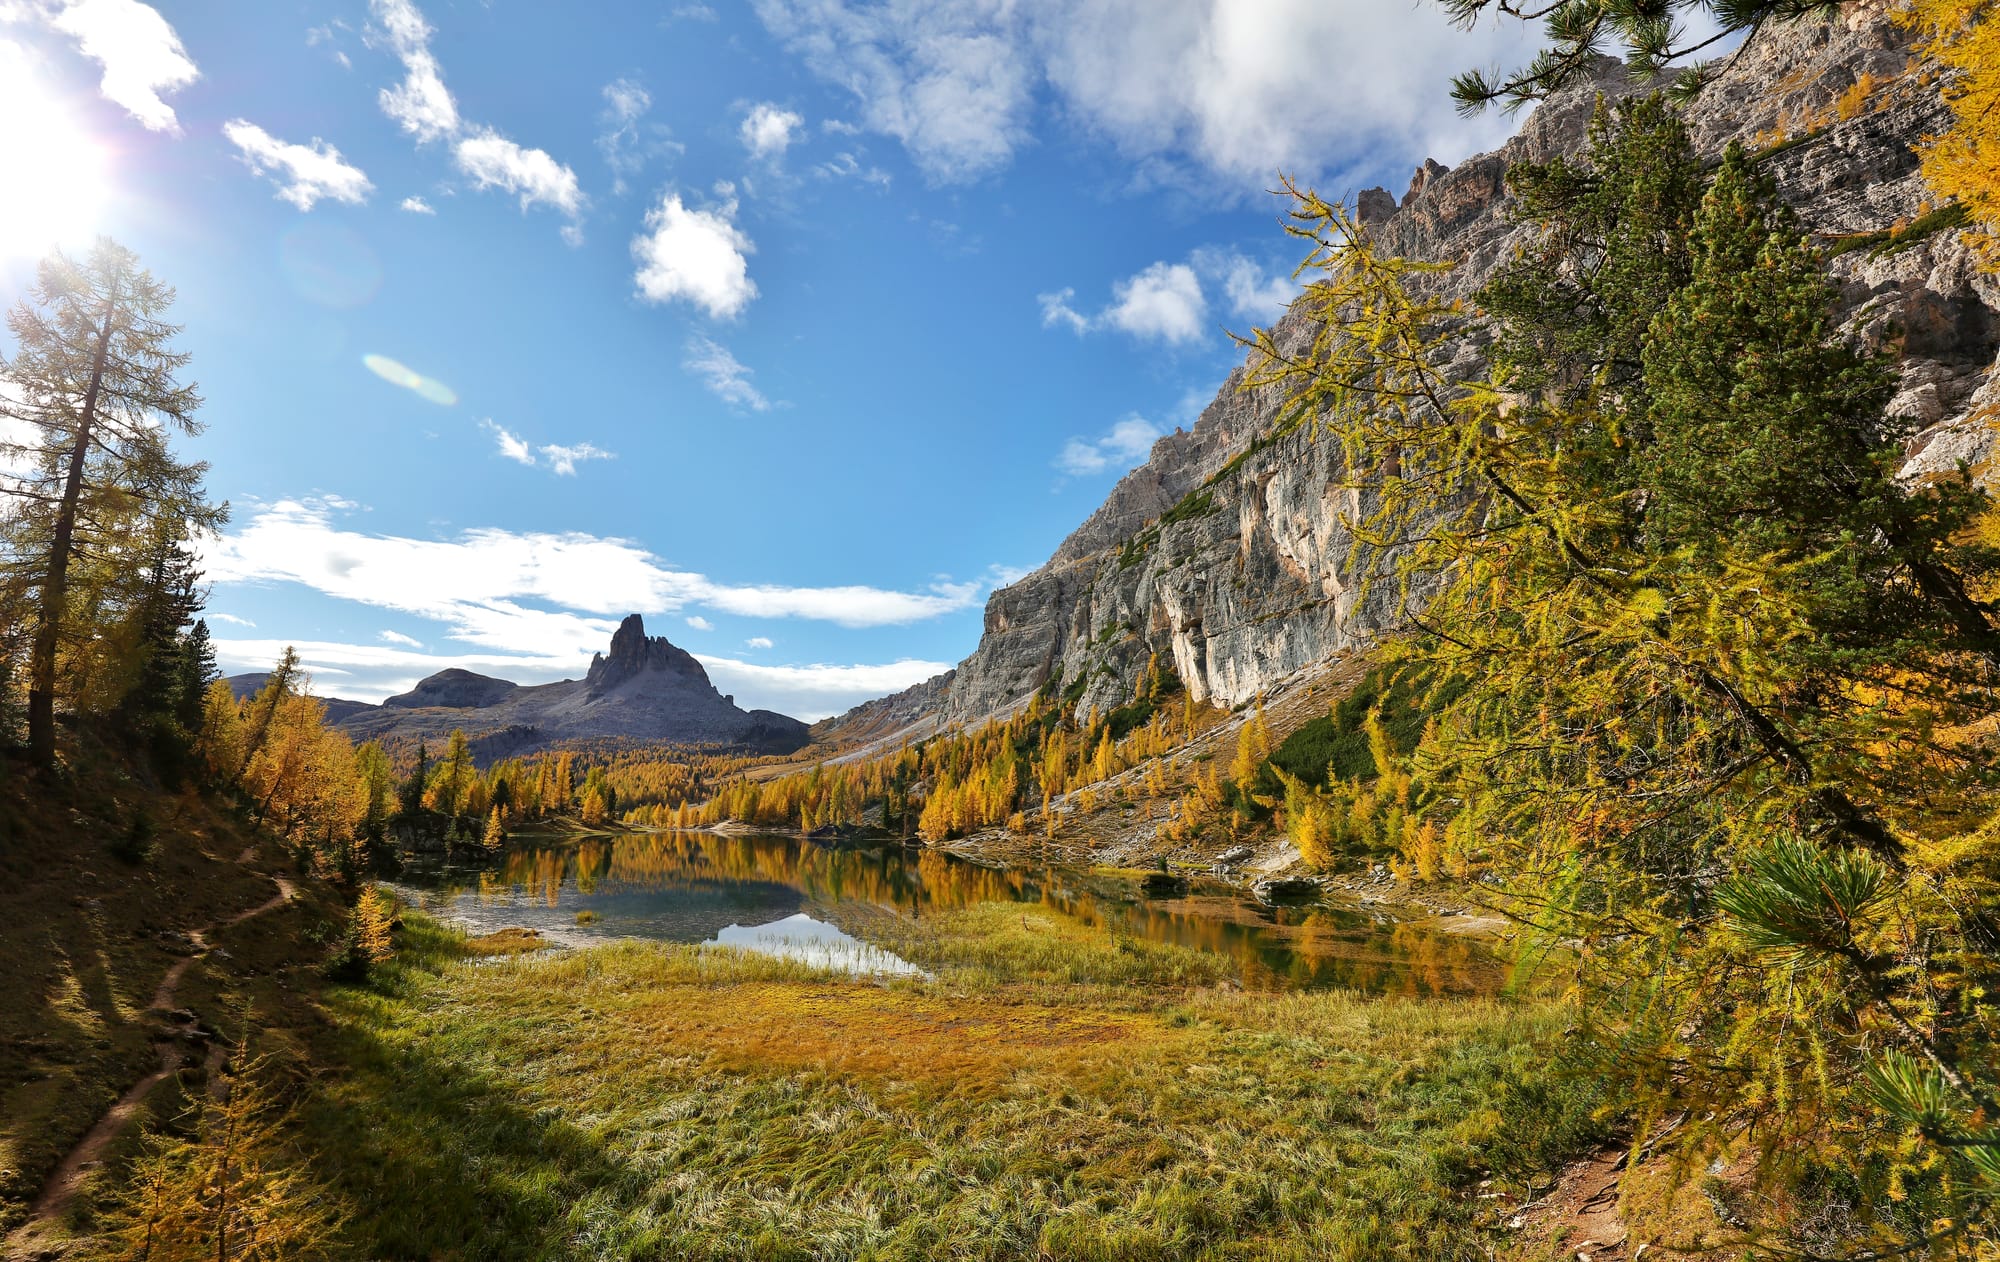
[298,920,663,1260]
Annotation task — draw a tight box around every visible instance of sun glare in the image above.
[0,45,111,264]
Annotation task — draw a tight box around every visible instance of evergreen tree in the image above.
[1642,144,1998,668]
[431,729,472,818]
[400,738,429,818]
[1249,138,2000,1245]
[1441,0,1853,113]
[0,240,223,765]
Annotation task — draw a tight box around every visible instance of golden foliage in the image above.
[93,1056,346,1261]
[1908,0,2000,265]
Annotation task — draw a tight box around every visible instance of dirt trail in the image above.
[4,854,298,1260]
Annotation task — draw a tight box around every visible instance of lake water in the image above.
[393,830,1507,996]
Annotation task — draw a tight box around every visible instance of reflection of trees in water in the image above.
[445,832,1500,996]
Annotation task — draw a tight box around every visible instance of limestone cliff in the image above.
[828,4,2000,746]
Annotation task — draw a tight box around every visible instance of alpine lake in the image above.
[392,829,1508,996]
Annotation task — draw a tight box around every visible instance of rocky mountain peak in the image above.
[584,614,708,696]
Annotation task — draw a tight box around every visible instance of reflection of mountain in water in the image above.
[398,831,1505,997]
[709,913,925,977]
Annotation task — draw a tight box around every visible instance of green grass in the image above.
[291,902,1600,1261]
[1824,202,1971,260]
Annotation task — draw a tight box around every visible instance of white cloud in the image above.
[1103,261,1205,343]
[753,0,1536,193]
[1194,247,1297,322]
[199,498,984,662]
[371,0,458,142]
[400,195,435,214]
[481,419,536,466]
[1056,414,1163,477]
[671,3,718,20]
[752,0,1030,183]
[538,442,612,476]
[604,77,650,123]
[685,616,715,631]
[697,655,950,722]
[481,419,613,475]
[453,129,583,217]
[1037,287,1088,335]
[366,0,581,236]
[599,77,677,190]
[207,612,256,628]
[632,193,758,319]
[379,629,424,647]
[814,151,891,187]
[740,102,804,160]
[1045,251,1294,343]
[41,0,198,133]
[746,636,774,649]
[684,336,772,411]
[222,120,373,211]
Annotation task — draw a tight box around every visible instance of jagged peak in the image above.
[584,614,709,696]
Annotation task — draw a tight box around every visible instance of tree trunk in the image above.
[28,276,120,767]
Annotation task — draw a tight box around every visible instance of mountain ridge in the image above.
[231,615,810,762]
[818,3,2000,753]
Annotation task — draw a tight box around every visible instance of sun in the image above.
[0,44,111,265]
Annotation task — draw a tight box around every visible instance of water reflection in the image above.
[395,831,1505,996]
[709,912,926,977]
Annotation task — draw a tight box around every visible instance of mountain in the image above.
[239,616,810,762]
[818,7,2000,753]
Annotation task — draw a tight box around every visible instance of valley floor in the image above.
[289,902,1599,1261]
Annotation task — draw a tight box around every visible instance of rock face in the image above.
[824,6,2000,746]
[321,615,810,761]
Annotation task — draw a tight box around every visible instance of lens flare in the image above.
[362,354,458,406]
[0,42,111,264]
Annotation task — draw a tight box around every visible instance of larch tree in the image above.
[1906,0,2000,265]
[0,240,222,766]
[1244,94,2000,1243]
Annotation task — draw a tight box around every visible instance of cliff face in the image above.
[831,4,2000,743]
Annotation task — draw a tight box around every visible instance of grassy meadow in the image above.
[288,900,1601,1261]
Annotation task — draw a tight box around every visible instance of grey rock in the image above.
[382,668,517,710]
[325,615,809,762]
[820,8,1998,747]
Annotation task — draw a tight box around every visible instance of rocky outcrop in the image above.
[822,6,2000,745]
[323,615,810,761]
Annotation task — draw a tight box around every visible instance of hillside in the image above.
[818,5,1999,753]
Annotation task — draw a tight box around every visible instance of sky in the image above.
[0,0,1541,720]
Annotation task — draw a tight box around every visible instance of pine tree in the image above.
[0,241,222,765]
[400,738,429,818]
[430,729,472,818]
[1441,0,1855,113]
[1250,139,2000,1243]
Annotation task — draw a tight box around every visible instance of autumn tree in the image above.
[97,1052,345,1260]
[1246,103,2000,1243]
[1906,0,2000,265]
[0,240,222,766]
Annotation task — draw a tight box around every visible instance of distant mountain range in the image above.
[229,615,809,763]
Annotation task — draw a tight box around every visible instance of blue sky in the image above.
[0,0,1536,719]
